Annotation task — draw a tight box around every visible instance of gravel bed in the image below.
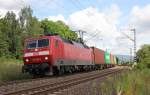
[50,70,124,95]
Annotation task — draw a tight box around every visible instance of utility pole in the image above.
[130,48,132,64]
[130,28,136,64]
[77,30,86,43]
[79,30,86,39]
[119,28,136,64]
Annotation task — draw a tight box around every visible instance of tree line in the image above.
[0,7,78,59]
[137,44,150,68]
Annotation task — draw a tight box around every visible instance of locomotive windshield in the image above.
[26,39,49,49]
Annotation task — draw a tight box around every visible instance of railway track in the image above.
[0,67,124,95]
[0,68,110,87]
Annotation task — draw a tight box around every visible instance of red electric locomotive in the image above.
[23,35,93,75]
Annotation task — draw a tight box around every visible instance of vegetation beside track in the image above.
[85,45,150,95]
[93,66,150,95]
[0,58,31,83]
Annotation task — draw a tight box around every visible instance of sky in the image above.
[0,0,150,55]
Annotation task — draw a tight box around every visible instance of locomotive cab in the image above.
[23,37,51,75]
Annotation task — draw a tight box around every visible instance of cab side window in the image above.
[55,40,59,48]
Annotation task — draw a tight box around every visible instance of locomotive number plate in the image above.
[32,58,41,62]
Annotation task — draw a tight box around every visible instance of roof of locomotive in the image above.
[25,34,90,49]
[25,35,60,41]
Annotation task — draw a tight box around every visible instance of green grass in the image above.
[118,68,150,95]
[97,67,150,95]
[0,57,32,83]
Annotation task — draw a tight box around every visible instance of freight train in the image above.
[22,35,119,75]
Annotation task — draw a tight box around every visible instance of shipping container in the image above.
[110,54,114,64]
[116,57,119,64]
[92,47,105,64]
[104,51,110,64]
[114,56,117,64]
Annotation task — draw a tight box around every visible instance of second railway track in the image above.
[1,67,125,95]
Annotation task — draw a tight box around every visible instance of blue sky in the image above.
[30,0,149,19]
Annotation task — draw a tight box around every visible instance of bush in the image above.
[96,68,150,95]
[135,63,147,70]
[0,58,31,82]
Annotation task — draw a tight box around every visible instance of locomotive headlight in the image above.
[25,59,29,62]
[45,57,48,60]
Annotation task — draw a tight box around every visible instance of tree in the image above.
[0,12,22,58]
[0,7,44,58]
[19,7,44,38]
[41,19,78,41]
[4,12,21,58]
[0,23,9,57]
[137,44,150,68]
[19,7,32,35]
[30,17,44,36]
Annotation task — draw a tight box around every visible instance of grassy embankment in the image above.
[0,58,31,83]
[97,66,150,95]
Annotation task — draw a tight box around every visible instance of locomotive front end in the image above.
[23,38,51,75]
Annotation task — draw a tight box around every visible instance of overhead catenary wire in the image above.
[69,0,104,43]
[71,0,133,56]
[84,32,99,42]
[44,0,104,47]
[117,28,136,63]
[84,30,102,42]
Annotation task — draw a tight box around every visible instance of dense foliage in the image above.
[41,19,78,41]
[0,7,78,59]
[136,44,150,68]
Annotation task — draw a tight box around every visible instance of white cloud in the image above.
[0,0,22,10]
[67,6,121,54]
[0,0,28,17]
[129,4,150,50]
[103,4,122,24]
[114,4,150,55]
[47,5,124,55]
[129,5,150,33]
[47,14,67,23]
